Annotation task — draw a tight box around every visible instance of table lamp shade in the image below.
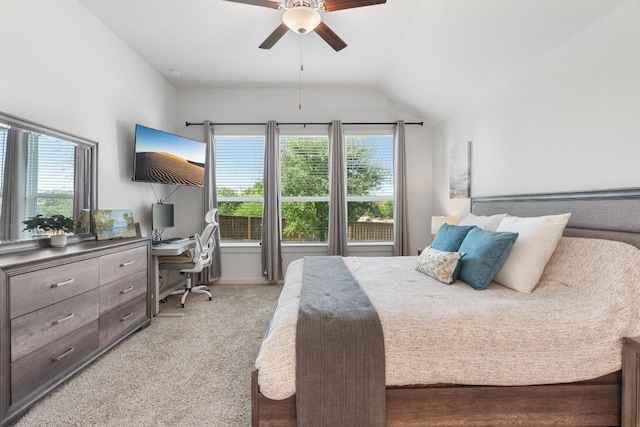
[431,216,460,234]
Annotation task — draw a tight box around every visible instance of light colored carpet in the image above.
[15,283,283,427]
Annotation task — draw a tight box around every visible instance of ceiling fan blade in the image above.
[314,21,347,51]
[323,0,386,12]
[259,23,289,49]
[223,0,280,9]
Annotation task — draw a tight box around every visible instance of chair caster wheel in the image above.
[181,304,185,308]
[208,297,212,301]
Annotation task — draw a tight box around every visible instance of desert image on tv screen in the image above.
[134,125,205,186]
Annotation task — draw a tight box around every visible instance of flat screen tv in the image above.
[132,124,206,187]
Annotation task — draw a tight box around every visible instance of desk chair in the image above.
[159,210,218,308]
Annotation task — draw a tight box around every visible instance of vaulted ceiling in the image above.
[78,0,627,124]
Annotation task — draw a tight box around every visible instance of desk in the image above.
[151,239,195,316]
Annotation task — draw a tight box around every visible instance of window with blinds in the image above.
[25,133,75,219]
[215,136,264,241]
[212,130,396,245]
[280,135,330,242]
[0,127,7,216]
[346,135,394,242]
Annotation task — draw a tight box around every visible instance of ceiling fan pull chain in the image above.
[299,36,303,110]
[300,34,304,71]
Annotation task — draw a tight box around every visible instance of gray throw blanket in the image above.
[296,256,386,427]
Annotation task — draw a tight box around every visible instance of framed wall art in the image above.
[449,141,471,199]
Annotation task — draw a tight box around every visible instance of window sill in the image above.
[218,242,394,258]
[221,242,260,247]
[220,241,393,249]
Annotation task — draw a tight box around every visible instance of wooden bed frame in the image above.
[252,189,640,427]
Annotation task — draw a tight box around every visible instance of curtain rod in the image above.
[185,121,423,127]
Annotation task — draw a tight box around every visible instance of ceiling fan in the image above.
[223,0,387,51]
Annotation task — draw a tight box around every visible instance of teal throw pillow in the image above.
[457,228,519,290]
[431,224,476,252]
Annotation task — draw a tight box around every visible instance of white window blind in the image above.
[216,136,264,197]
[280,136,329,198]
[346,135,393,198]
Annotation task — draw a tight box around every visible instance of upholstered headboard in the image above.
[471,188,640,249]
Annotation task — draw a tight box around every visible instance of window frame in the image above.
[279,129,330,243]
[212,125,397,248]
[214,132,265,243]
[344,127,395,243]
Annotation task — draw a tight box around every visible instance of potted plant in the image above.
[22,214,75,247]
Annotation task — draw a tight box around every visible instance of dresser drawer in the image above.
[11,289,99,362]
[11,319,99,404]
[99,294,146,346]
[10,258,100,319]
[100,269,147,315]
[100,246,147,285]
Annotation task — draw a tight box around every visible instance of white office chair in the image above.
[160,209,218,308]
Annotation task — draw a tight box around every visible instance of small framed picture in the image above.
[92,209,137,240]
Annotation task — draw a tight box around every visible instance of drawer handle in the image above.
[53,313,75,325]
[53,347,75,362]
[120,312,133,322]
[120,261,134,267]
[120,286,134,294]
[52,278,75,288]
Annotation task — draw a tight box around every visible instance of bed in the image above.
[251,189,640,426]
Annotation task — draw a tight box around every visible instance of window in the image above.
[0,113,97,242]
[215,136,264,241]
[213,128,396,246]
[0,126,7,216]
[346,134,394,242]
[280,135,329,242]
[25,133,76,220]
[0,130,78,240]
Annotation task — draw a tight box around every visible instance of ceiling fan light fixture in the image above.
[283,6,321,34]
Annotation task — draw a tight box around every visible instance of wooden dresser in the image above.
[0,238,152,426]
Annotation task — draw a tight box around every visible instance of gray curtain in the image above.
[393,120,410,256]
[73,146,91,223]
[328,120,348,256]
[0,129,26,240]
[200,120,222,282]
[261,120,283,283]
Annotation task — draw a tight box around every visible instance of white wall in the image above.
[0,0,178,238]
[432,0,640,218]
[176,88,431,283]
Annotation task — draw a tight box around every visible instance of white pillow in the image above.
[493,213,571,293]
[458,213,507,231]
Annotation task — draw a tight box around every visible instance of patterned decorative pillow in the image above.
[415,246,465,284]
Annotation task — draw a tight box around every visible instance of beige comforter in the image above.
[255,237,640,400]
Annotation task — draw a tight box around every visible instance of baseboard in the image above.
[213,278,283,286]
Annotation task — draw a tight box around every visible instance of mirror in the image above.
[0,111,97,248]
